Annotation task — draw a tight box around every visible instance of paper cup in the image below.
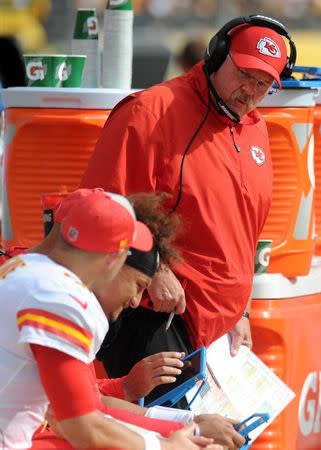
[24,54,66,87]
[101,8,133,89]
[73,8,98,39]
[71,39,99,88]
[62,55,86,87]
[254,240,272,274]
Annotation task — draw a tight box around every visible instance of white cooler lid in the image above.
[1,87,138,109]
[251,257,321,299]
[258,87,319,108]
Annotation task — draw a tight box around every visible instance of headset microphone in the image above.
[202,64,241,124]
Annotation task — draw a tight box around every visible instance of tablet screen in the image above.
[149,349,202,399]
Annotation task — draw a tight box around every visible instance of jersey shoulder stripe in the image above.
[17,308,93,354]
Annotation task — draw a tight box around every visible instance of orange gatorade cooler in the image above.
[1,87,133,249]
[258,82,319,277]
[250,266,321,450]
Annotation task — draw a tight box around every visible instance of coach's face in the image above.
[211,54,274,117]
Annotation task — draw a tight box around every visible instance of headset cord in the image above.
[169,84,213,215]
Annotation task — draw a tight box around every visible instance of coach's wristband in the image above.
[243,311,250,320]
[143,434,161,450]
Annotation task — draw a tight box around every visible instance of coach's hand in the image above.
[229,316,252,357]
[147,266,186,314]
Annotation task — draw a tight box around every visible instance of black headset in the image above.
[204,14,297,79]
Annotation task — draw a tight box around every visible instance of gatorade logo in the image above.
[256,245,271,269]
[86,17,98,36]
[60,63,72,81]
[299,371,321,437]
[56,62,68,81]
[26,61,45,81]
[250,145,265,166]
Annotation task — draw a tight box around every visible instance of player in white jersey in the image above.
[0,189,220,450]
[0,252,108,448]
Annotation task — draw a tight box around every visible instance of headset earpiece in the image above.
[280,37,296,79]
[206,33,231,73]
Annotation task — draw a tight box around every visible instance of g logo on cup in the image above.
[56,62,68,81]
[255,240,272,274]
[86,17,98,36]
[26,61,45,81]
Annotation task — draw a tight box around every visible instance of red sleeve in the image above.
[32,345,183,437]
[80,97,164,195]
[97,376,126,400]
[31,344,101,420]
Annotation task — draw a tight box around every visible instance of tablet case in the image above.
[142,346,207,408]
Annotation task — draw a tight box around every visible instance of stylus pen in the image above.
[165,310,175,331]
[165,280,187,331]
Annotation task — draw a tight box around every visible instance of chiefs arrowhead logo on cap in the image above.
[257,37,281,58]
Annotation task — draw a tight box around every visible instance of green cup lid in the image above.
[107,0,132,11]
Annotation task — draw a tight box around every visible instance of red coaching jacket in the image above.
[81,62,273,348]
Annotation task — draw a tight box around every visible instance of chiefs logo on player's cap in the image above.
[257,37,281,58]
[250,146,265,166]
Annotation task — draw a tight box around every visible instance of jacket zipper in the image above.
[230,125,247,188]
[230,126,241,153]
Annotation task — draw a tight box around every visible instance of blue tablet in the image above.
[145,346,207,408]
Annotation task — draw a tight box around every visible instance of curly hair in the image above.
[127,192,182,268]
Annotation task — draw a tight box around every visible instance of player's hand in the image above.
[121,351,185,402]
[147,266,186,314]
[195,414,246,449]
[161,423,222,449]
[228,316,252,356]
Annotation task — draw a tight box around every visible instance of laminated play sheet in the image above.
[186,334,295,443]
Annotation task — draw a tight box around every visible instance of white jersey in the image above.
[0,253,108,449]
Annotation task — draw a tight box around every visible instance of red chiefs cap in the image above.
[60,189,153,253]
[230,26,287,88]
